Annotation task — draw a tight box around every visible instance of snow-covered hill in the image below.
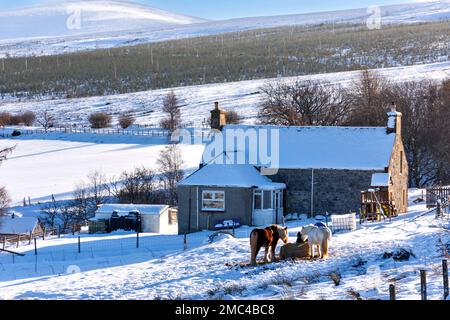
[0,0,205,40]
[1,1,450,57]
[1,61,449,128]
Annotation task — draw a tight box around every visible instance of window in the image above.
[254,190,262,210]
[202,191,225,211]
[400,151,403,174]
[254,190,274,210]
[263,190,272,209]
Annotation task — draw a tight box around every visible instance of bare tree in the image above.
[344,69,394,126]
[21,111,36,126]
[118,113,135,129]
[0,146,14,163]
[36,109,55,132]
[226,110,241,124]
[40,195,59,227]
[160,91,181,131]
[0,112,11,128]
[0,187,10,216]
[8,114,22,125]
[110,167,156,204]
[258,80,350,126]
[89,112,112,129]
[0,147,14,216]
[157,144,185,205]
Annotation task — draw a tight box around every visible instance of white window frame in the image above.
[201,190,225,211]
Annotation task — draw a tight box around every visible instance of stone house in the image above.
[177,103,408,234]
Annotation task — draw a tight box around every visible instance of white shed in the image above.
[94,204,170,233]
[0,216,42,236]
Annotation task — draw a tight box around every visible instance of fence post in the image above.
[443,260,449,300]
[16,235,20,248]
[34,238,37,256]
[389,284,396,300]
[136,232,139,249]
[78,236,81,253]
[2,236,5,249]
[42,227,45,240]
[184,234,187,251]
[58,226,61,238]
[420,269,427,300]
[72,225,75,236]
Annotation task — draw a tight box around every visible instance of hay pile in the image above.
[280,242,311,260]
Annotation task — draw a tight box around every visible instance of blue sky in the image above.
[0,0,431,19]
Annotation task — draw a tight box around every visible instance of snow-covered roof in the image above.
[371,173,391,187]
[178,164,286,189]
[202,125,396,170]
[96,204,169,216]
[0,217,39,235]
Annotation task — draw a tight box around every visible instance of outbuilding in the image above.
[90,204,171,234]
[0,216,42,238]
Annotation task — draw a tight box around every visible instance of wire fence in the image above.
[0,229,210,281]
[0,126,172,138]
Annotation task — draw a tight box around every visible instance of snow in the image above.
[1,1,450,57]
[1,61,448,128]
[0,216,39,235]
[96,204,169,216]
[371,173,391,187]
[0,0,205,40]
[0,189,448,300]
[205,125,395,170]
[178,164,286,189]
[0,132,205,205]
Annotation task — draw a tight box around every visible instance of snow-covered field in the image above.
[0,189,448,300]
[1,1,450,58]
[2,61,450,128]
[0,132,204,205]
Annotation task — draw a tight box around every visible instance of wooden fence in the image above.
[426,187,450,208]
[0,223,82,249]
[0,126,171,138]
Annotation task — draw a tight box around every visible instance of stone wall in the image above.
[388,135,409,213]
[271,169,381,216]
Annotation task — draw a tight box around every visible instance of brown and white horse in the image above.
[250,225,289,266]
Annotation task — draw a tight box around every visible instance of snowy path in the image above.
[0,190,448,300]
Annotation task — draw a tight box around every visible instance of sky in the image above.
[0,0,435,19]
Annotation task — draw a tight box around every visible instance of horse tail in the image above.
[327,228,332,241]
[322,237,329,258]
[250,230,259,265]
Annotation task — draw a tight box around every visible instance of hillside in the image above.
[1,1,450,58]
[0,0,205,40]
[1,20,449,99]
[1,61,449,128]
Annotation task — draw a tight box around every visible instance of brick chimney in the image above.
[210,101,226,130]
[387,102,402,135]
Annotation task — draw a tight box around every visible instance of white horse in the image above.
[299,224,332,259]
